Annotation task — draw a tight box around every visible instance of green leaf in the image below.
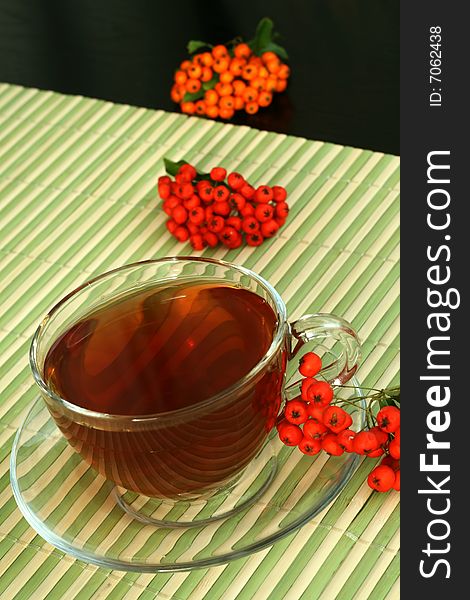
[202,75,218,91]
[378,397,389,409]
[254,17,274,49]
[163,158,188,176]
[248,17,289,60]
[182,90,204,103]
[384,386,400,404]
[163,158,210,180]
[187,40,212,54]
[261,41,289,61]
[378,395,400,409]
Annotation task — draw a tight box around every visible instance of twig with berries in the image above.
[158,158,289,250]
[171,18,290,119]
[277,352,400,493]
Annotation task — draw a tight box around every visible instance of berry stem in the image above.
[330,384,401,428]
[335,395,372,403]
[334,384,400,397]
[334,398,367,408]
[333,397,377,427]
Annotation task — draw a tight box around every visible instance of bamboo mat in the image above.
[0,83,399,600]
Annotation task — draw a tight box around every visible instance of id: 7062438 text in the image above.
[429,26,442,107]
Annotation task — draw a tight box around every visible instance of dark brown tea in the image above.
[44,281,285,498]
[45,282,277,415]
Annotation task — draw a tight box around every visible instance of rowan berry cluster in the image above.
[277,352,401,493]
[170,18,290,120]
[158,159,289,251]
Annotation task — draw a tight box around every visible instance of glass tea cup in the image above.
[30,257,361,525]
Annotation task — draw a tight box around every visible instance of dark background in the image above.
[0,0,399,154]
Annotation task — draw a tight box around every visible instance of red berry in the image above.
[228,232,243,248]
[173,226,189,242]
[158,175,171,185]
[322,433,344,456]
[381,456,400,471]
[377,406,400,433]
[301,377,317,401]
[322,406,353,433]
[246,232,264,246]
[306,403,325,423]
[389,437,400,460]
[158,182,171,199]
[242,216,260,233]
[175,171,192,184]
[187,221,200,235]
[254,185,274,203]
[276,416,289,432]
[284,400,309,425]
[275,216,287,227]
[210,166,227,181]
[163,200,174,216]
[190,233,206,250]
[260,219,280,238]
[175,182,194,200]
[230,193,246,211]
[369,426,389,448]
[168,194,182,206]
[227,172,245,190]
[352,431,380,456]
[278,423,303,446]
[367,447,385,458]
[198,183,214,203]
[303,419,328,440]
[299,352,322,378]
[207,216,225,233]
[272,185,287,203]
[166,219,177,234]
[226,216,242,231]
[172,205,188,224]
[213,201,231,217]
[163,196,181,214]
[306,380,334,408]
[183,195,201,210]
[240,203,255,217]
[367,465,395,492]
[213,185,230,202]
[240,183,255,200]
[189,206,205,225]
[336,429,356,452]
[203,231,219,248]
[275,201,289,218]
[219,226,240,247]
[298,437,322,456]
[392,469,400,491]
[179,163,197,180]
[254,203,274,223]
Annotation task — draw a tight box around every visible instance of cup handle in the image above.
[287,313,362,389]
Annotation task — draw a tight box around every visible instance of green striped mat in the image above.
[0,84,399,599]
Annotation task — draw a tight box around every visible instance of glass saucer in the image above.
[10,381,364,572]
